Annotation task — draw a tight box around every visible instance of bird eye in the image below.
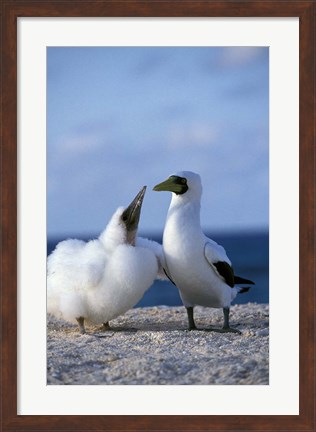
[181,178,187,184]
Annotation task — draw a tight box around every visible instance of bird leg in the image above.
[221,307,241,334]
[203,308,241,334]
[76,316,86,334]
[186,307,197,330]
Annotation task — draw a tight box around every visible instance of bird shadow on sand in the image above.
[90,323,186,335]
[89,322,244,337]
[48,323,247,336]
[47,313,256,336]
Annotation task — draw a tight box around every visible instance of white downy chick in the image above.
[47,186,159,334]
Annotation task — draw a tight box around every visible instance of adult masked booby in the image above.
[47,186,160,334]
[153,171,254,333]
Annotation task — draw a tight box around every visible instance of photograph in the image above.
[1,0,314,430]
[47,46,269,385]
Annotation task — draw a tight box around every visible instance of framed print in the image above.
[1,1,315,431]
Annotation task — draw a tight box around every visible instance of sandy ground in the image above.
[47,303,269,385]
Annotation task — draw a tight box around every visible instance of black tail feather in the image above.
[238,286,250,294]
[234,275,255,285]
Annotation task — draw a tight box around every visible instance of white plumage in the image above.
[153,171,253,332]
[47,187,161,333]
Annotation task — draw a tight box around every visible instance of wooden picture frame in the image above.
[1,1,315,430]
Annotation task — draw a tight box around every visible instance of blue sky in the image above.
[47,47,269,237]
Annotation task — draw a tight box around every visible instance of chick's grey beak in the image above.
[122,186,146,233]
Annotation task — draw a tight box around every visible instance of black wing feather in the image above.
[213,261,235,288]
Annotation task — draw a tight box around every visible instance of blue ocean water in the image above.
[47,230,268,307]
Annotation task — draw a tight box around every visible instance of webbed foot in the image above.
[203,326,241,334]
[101,322,110,331]
[216,326,241,334]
